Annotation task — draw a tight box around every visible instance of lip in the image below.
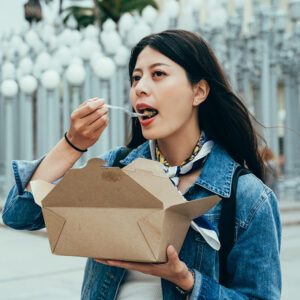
[136,102,156,113]
[139,115,157,126]
[136,102,158,127]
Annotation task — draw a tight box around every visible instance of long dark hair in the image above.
[127,29,265,181]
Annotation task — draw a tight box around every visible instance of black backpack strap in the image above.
[218,166,251,286]
[112,147,133,168]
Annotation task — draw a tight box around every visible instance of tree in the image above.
[63,0,158,29]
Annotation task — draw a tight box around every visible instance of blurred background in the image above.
[0,0,299,299]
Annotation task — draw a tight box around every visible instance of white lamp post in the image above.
[55,46,72,132]
[35,52,52,73]
[66,63,86,165]
[17,41,30,58]
[102,31,122,56]
[114,45,131,146]
[19,57,34,75]
[25,29,39,46]
[118,13,135,42]
[79,39,100,100]
[69,30,82,48]
[177,6,196,31]
[19,75,38,160]
[89,51,104,96]
[152,10,170,33]
[55,46,72,68]
[41,70,61,152]
[70,56,84,66]
[165,0,179,28]
[91,56,116,156]
[66,64,86,110]
[101,26,123,148]
[142,5,158,26]
[127,20,151,48]
[1,79,19,191]
[103,18,117,32]
[66,14,78,30]
[2,61,16,80]
[84,24,99,41]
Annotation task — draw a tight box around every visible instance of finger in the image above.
[106,260,157,273]
[79,97,104,108]
[86,107,109,126]
[167,245,180,265]
[90,113,109,133]
[78,98,98,108]
[94,258,108,264]
[75,99,105,119]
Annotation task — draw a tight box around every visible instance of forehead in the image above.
[134,46,175,70]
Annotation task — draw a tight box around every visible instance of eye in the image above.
[132,75,141,82]
[153,71,166,78]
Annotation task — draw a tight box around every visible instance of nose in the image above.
[135,77,150,97]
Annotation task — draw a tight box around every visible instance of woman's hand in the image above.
[66,98,109,150]
[94,245,194,291]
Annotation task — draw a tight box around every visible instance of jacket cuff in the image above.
[190,270,219,300]
[12,155,46,195]
[189,269,203,299]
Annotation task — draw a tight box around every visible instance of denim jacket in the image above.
[2,141,281,300]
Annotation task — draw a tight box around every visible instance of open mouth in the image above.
[139,108,159,120]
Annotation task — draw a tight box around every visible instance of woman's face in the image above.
[130,46,200,142]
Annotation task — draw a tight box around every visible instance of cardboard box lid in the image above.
[33,158,184,209]
[31,158,221,262]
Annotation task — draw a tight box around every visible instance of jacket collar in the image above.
[194,143,239,198]
[120,141,152,165]
[120,141,239,198]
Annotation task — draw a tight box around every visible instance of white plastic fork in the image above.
[104,104,144,118]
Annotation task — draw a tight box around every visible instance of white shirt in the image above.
[117,270,163,300]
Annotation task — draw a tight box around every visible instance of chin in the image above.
[141,128,168,141]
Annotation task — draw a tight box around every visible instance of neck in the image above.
[157,128,201,166]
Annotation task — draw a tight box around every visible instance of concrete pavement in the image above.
[0,226,85,299]
[280,225,300,299]
[0,219,299,299]
[0,189,299,299]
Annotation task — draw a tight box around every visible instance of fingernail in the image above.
[87,98,97,102]
[90,101,100,108]
[168,245,175,254]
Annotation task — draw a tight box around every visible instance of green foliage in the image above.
[64,6,95,28]
[63,0,158,29]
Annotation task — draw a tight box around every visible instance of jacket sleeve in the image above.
[2,156,47,230]
[1,146,125,231]
[190,187,281,300]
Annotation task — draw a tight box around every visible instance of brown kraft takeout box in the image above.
[31,158,221,263]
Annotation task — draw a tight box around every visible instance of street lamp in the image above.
[41,69,60,151]
[114,45,131,146]
[92,56,116,156]
[1,79,19,194]
[19,75,38,160]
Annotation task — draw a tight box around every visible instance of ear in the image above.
[192,80,210,106]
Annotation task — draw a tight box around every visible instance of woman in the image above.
[2,30,281,299]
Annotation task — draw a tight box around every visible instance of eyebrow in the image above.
[133,63,170,73]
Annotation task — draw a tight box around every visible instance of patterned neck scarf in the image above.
[150,132,214,186]
[149,133,220,251]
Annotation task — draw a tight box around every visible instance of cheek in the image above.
[160,88,194,119]
[129,88,136,106]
